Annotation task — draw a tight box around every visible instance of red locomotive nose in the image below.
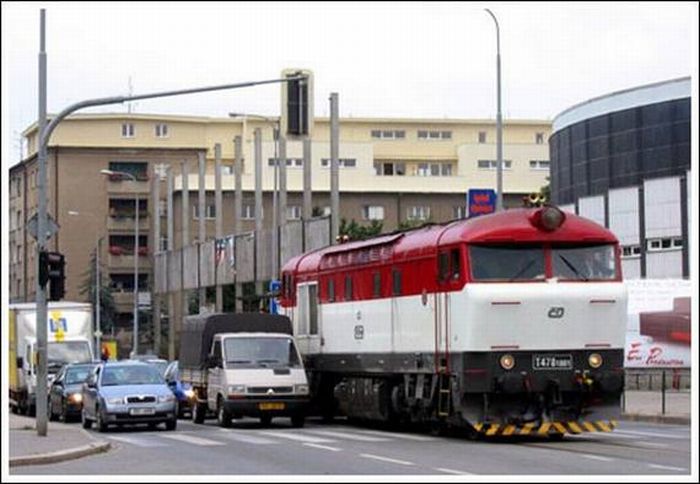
[530,206,566,232]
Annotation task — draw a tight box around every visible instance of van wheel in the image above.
[291,415,305,428]
[217,398,232,428]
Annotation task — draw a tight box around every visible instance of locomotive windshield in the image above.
[470,244,545,281]
[551,243,617,280]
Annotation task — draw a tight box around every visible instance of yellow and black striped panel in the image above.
[472,420,617,436]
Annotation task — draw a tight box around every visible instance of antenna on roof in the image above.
[127,76,137,113]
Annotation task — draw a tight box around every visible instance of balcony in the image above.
[107,247,152,270]
[107,212,150,231]
[105,177,150,195]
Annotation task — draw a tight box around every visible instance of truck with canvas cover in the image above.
[179,312,309,428]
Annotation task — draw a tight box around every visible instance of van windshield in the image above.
[48,341,92,365]
[223,337,302,369]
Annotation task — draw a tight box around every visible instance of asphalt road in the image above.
[13,417,691,476]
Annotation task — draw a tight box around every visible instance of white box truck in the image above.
[9,301,94,415]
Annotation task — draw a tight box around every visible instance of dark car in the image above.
[81,360,177,432]
[163,360,195,418]
[48,362,97,422]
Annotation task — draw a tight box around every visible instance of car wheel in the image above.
[290,415,305,428]
[260,414,272,427]
[192,401,206,424]
[217,398,232,428]
[96,407,108,433]
[47,399,56,421]
[81,409,92,429]
[60,401,69,423]
[165,418,177,431]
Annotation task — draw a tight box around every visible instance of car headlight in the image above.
[105,397,123,405]
[228,385,246,395]
[294,384,309,395]
[499,354,516,370]
[158,394,176,403]
[588,353,603,369]
[68,393,83,403]
[184,389,196,399]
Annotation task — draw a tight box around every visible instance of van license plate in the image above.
[259,402,285,411]
[130,407,156,415]
[533,354,572,370]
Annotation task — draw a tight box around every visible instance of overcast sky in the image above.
[1,1,698,165]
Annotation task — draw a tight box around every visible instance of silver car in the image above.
[81,361,177,432]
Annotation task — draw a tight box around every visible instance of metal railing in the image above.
[622,368,690,415]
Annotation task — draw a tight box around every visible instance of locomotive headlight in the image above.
[499,354,515,371]
[588,353,603,369]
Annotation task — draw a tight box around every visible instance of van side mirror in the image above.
[16,357,23,368]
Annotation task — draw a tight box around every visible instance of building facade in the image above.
[549,77,691,279]
[10,113,551,334]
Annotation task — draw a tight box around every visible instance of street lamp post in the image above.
[100,169,140,356]
[485,8,504,211]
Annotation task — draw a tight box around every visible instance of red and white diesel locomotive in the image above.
[280,206,627,437]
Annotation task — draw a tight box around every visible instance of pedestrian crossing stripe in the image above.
[472,420,617,436]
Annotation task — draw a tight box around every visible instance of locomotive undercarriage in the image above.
[308,349,623,436]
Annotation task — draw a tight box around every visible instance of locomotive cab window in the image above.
[469,244,545,281]
[552,244,617,281]
[438,248,462,282]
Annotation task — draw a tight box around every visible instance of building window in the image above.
[371,130,405,140]
[453,206,466,219]
[441,164,453,176]
[417,130,452,140]
[477,160,512,170]
[374,161,406,176]
[286,205,302,220]
[268,158,303,167]
[646,237,683,252]
[529,160,550,170]
[535,132,545,144]
[121,123,135,138]
[320,158,357,168]
[242,204,259,220]
[407,206,430,221]
[193,203,216,220]
[478,131,487,143]
[621,245,641,258]
[155,123,168,138]
[362,205,385,221]
[109,161,148,180]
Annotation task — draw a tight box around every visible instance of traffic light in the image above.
[281,68,314,138]
[39,251,66,301]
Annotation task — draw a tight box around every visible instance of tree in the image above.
[79,248,116,336]
[398,218,431,231]
[338,218,383,241]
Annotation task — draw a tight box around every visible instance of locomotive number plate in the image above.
[532,354,572,370]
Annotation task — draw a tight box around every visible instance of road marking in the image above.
[216,429,278,444]
[106,435,167,448]
[258,431,334,443]
[434,468,474,475]
[648,464,687,472]
[614,429,688,440]
[302,429,390,442]
[360,454,414,466]
[303,443,342,452]
[579,454,614,462]
[351,429,436,441]
[159,433,225,446]
[637,442,670,449]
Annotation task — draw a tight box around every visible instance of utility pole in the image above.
[485,8,504,211]
[330,93,340,243]
[198,152,206,311]
[166,166,175,360]
[214,144,223,312]
[234,136,243,312]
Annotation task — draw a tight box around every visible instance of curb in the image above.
[621,413,690,426]
[9,441,111,467]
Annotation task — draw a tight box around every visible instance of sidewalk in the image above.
[621,390,691,425]
[8,413,111,468]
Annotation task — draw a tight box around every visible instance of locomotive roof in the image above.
[283,208,618,275]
